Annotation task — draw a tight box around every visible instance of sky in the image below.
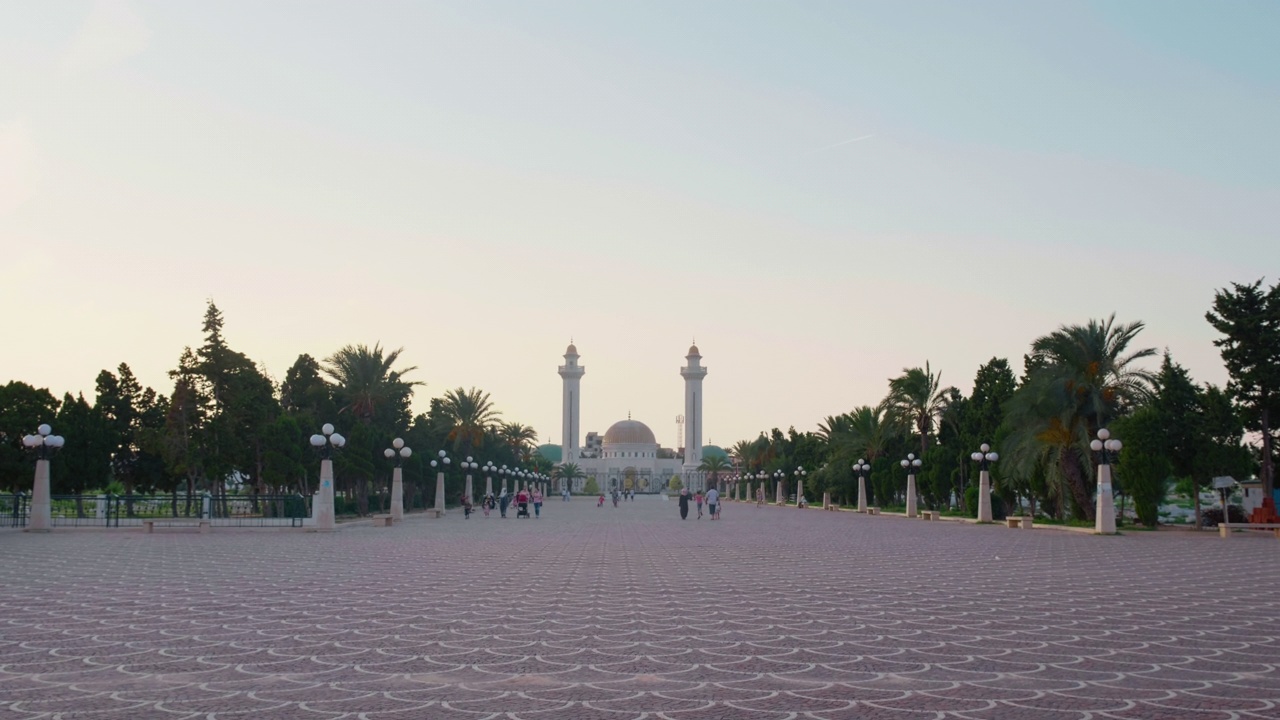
[2,1,1278,451]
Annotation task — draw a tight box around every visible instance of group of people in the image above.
[676,487,720,520]
[462,486,544,519]
[597,488,638,507]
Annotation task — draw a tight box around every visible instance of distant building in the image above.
[556,343,714,492]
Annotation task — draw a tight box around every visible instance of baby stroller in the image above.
[516,501,530,518]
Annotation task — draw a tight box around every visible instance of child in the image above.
[461,493,473,519]
[597,493,605,507]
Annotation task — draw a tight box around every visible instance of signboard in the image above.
[1212,476,1236,489]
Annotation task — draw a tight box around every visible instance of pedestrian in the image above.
[756,486,765,508]
[532,487,543,518]
[695,490,703,519]
[461,493,473,519]
[597,493,605,507]
[482,493,494,518]
[678,488,690,519]
[706,486,719,520]
[499,488,510,518]
[612,489,620,507]
[516,487,530,518]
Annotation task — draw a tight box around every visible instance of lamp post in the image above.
[309,423,346,532]
[1090,428,1122,534]
[383,438,412,522]
[854,459,871,513]
[482,461,497,497]
[461,456,478,504]
[499,465,509,493]
[429,450,451,515]
[21,423,65,532]
[773,469,785,505]
[794,466,808,508]
[970,443,998,523]
[900,453,922,518]
[755,470,766,503]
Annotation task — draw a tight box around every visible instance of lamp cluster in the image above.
[900,453,922,471]
[383,438,413,466]
[971,443,999,470]
[22,424,65,459]
[1090,428,1123,463]
[309,423,346,454]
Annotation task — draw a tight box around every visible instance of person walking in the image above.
[461,493,473,519]
[482,493,494,518]
[612,489,620,507]
[532,487,544,518]
[706,486,719,520]
[677,488,690,520]
[694,490,704,519]
[756,486,765,508]
[499,488,510,518]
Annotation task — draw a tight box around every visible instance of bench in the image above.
[372,514,394,527]
[1005,516,1033,529]
[920,511,937,521]
[867,507,880,515]
[1219,523,1280,538]
[142,519,210,533]
[825,505,839,511]
[425,509,444,519]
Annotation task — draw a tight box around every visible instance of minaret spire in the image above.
[558,342,585,466]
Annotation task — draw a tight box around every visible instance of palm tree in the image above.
[730,439,757,472]
[439,387,502,454]
[553,462,586,493]
[699,455,732,491]
[885,362,952,458]
[1003,314,1156,521]
[499,422,539,460]
[323,343,420,424]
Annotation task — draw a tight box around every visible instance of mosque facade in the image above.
[545,344,715,493]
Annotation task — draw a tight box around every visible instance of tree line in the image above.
[0,302,552,515]
[729,280,1278,527]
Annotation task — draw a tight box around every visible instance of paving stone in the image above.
[2,499,1279,718]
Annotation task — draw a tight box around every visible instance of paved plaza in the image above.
[2,498,1279,719]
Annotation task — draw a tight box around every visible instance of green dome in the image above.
[702,445,728,461]
[536,444,562,463]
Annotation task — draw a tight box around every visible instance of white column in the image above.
[27,459,51,532]
[906,474,918,518]
[559,344,585,465]
[775,480,783,505]
[1096,463,1116,534]
[796,479,804,507]
[433,471,447,515]
[314,459,336,532]
[978,469,993,523]
[391,467,404,522]
[465,473,473,504]
[485,474,492,496]
[680,346,707,475]
[857,476,867,513]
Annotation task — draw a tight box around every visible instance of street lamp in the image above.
[499,465,510,493]
[853,459,871,513]
[429,450,451,515]
[773,469,785,505]
[308,423,346,531]
[383,438,412,521]
[22,423,64,532]
[794,465,808,508]
[482,461,497,496]
[900,453,922,518]
[461,456,479,504]
[970,443,999,523]
[1090,428,1122,534]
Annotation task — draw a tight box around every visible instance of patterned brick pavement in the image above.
[2,497,1279,719]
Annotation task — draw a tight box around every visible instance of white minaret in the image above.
[558,342,584,464]
[681,344,707,475]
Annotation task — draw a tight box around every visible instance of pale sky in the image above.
[2,1,1278,450]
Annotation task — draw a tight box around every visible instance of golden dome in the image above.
[602,419,657,446]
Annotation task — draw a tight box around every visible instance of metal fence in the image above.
[32,493,311,528]
[0,494,26,528]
